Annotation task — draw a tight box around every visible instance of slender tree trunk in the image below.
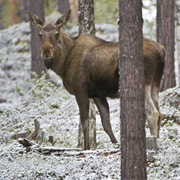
[157,0,176,91]
[71,0,78,21]
[20,0,30,22]
[29,0,46,77]
[175,0,180,86]
[119,0,147,179]
[77,0,96,149]
[10,0,19,25]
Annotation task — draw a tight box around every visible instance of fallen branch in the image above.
[17,138,120,157]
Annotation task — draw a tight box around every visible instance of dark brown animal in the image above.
[28,10,165,150]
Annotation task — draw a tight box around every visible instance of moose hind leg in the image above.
[76,94,90,150]
[151,82,162,137]
[145,84,160,137]
[94,97,118,144]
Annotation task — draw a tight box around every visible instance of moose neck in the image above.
[50,30,74,78]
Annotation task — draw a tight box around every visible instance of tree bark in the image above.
[29,0,46,77]
[10,0,19,25]
[20,0,30,22]
[71,0,78,21]
[78,0,95,35]
[77,0,96,149]
[157,0,176,91]
[175,0,180,86]
[119,0,147,179]
[57,0,70,14]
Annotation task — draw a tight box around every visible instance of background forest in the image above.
[0,0,156,36]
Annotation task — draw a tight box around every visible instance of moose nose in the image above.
[43,54,52,69]
[41,42,54,60]
[43,55,52,61]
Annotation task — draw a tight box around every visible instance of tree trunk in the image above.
[20,0,30,22]
[78,0,95,35]
[157,0,176,91]
[119,0,147,179]
[77,0,96,149]
[175,0,180,86]
[57,0,70,14]
[29,0,46,77]
[10,0,19,25]
[71,0,78,21]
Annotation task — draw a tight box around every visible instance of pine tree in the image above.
[29,0,46,77]
[119,0,147,179]
[157,0,176,91]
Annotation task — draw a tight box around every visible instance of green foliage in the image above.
[44,0,56,16]
[30,72,58,99]
[94,0,118,24]
[1,0,11,27]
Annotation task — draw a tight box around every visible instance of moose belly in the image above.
[88,79,119,98]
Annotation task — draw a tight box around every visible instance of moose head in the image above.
[28,10,71,69]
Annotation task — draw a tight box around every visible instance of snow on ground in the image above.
[0,18,179,179]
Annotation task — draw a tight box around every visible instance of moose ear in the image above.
[55,9,71,29]
[28,11,43,29]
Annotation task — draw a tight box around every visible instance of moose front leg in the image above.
[76,93,90,150]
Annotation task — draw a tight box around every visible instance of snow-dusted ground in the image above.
[0,16,180,179]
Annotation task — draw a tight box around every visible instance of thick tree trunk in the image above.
[77,0,96,149]
[29,0,46,77]
[157,0,176,91]
[119,0,147,179]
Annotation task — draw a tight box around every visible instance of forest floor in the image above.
[0,18,180,180]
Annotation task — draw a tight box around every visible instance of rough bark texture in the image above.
[157,0,176,91]
[175,0,180,86]
[119,0,147,179]
[77,0,96,149]
[78,0,95,35]
[29,0,46,77]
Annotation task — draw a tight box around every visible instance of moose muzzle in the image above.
[41,42,54,69]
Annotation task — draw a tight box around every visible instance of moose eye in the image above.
[55,32,59,40]
[38,33,43,39]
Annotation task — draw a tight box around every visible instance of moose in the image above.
[28,10,165,150]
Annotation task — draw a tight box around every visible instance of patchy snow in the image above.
[0,15,180,179]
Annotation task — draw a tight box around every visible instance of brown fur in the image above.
[28,10,165,150]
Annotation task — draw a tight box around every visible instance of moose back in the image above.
[28,10,165,150]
